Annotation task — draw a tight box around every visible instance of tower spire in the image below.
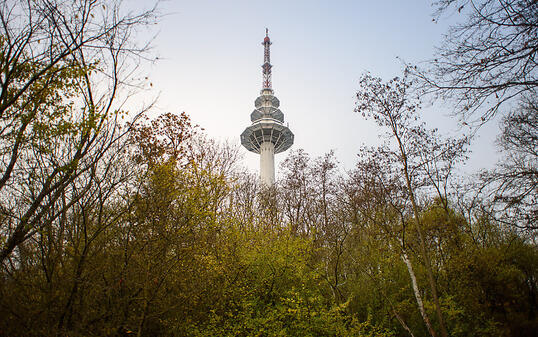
[262,28,272,89]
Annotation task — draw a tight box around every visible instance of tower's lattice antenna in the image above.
[262,28,272,89]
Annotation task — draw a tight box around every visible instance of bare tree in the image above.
[415,0,537,123]
[412,0,537,231]
[480,95,537,229]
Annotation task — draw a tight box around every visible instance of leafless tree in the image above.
[411,0,537,231]
[480,95,537,229]
[415,0,537,124]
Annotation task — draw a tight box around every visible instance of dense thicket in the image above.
[0,113,536,336]
[1,98,536,336]
[0,0,536,336]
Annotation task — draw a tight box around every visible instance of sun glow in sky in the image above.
[134,0,500,177]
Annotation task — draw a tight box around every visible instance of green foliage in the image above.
[190,228,395,337]
[1,110,536,337]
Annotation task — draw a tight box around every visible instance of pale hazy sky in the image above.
[134,0,500,176]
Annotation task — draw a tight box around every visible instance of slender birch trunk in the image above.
[402,252,437,337]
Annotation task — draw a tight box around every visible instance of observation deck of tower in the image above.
[240,29,294,186]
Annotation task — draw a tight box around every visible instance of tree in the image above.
[0,0,158,263]
[415,0,538,231]
[0,126,141,335]
[279,149,313,234]
[478,96,537,229]
[415,0,538,123]
[355,72,469,337]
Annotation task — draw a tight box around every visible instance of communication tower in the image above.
[240,29,294,185]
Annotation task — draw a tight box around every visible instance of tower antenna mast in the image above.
[262,28,272,89]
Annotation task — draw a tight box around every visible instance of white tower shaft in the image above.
[260,142,275,185]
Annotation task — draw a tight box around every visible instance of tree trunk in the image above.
[402,252,437,337]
